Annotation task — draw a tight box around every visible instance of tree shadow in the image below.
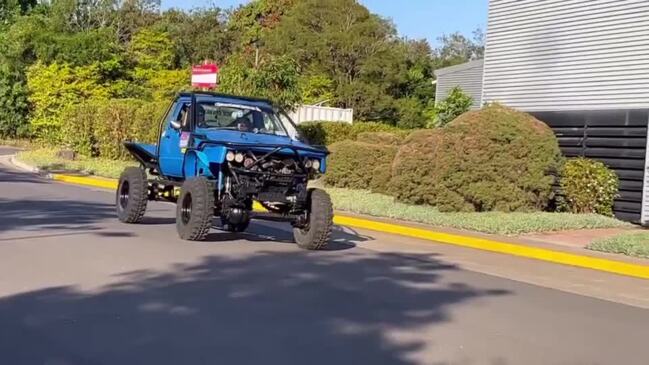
[203,220,369,250]
[0,251,509,365]
[0,198,116,235]
[0,167,47,184]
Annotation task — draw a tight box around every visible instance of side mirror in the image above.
[170,120,181,130]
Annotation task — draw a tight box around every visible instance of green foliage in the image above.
[63,99,168,159]
[325,141,398,192]
[390,104,562,212]
[396,97,426,129]
[263,0,436,124]
[588,232,649,259]
[17,147,137,179]
[427,86,473,128]
[327,187,628,235]
[128,27,176,70]
[0,68,29,137]
[219,53,301,110]
[355,131,403,146]
[296,121,402,146]
[559,157,618,216]
[26,61,110,142]
[300,74,334,105]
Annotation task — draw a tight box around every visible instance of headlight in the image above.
[226,151,235,162]
[235,152,244,163]
[312,159,321,170]
[304,159,313,168]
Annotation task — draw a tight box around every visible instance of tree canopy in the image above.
[0,0,484,139]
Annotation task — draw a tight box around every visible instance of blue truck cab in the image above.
[116,92,333,249]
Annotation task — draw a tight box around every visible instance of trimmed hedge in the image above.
[325,140,398,192]
[296,121,403,146]
[355,131,403,145]
[390,104,562,212]
[63,99,168,160]
[559,157,618,216]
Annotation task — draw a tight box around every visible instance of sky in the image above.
[161,0,489,47]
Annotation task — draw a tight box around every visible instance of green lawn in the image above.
[16,148,136,179]
[588,232,649,259]
[327,188,630,235]
[14,148,630,236]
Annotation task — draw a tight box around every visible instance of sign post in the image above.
[191,63,219,90]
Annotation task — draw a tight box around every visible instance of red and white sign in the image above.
[191,64,219,89]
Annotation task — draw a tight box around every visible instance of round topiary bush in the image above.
[389,129,444,204]
[389,104,563,212]
[325,140,398,191]
[559,157,618,216]
[355,131,404,146]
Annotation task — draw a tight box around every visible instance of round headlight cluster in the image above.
[305,158,321,170]
[226,151,245,163]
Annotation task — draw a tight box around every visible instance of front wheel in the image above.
[293,189,333,250]
[116,167,148,223]
[176,177,215,241]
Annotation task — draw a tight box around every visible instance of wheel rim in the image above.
[181,193,192,224]
[119,181,130,210]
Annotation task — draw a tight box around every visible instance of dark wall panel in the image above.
[533,109,649,223]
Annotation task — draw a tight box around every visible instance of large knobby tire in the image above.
[176,177,215,241]
[116,167,148,223]
[293,189,333,250]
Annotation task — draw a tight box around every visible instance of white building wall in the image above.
[435,60,484,110]
[482,0,649,111]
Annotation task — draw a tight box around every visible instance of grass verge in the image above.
[16,148,136,179]
[13,148,630,235]
[327,188,630,235]
[588,232,649,259]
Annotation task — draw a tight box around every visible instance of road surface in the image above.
[1,147,648,365]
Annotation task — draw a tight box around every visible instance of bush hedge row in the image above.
[296,121,406,146]
[327,104,568,213]
[63,99,168,160]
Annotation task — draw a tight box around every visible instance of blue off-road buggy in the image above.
[115,92,333,250]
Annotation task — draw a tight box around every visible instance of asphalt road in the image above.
[1,147,648,365]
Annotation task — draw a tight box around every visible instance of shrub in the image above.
[390,104,562,212]
[63,99,167,159]
[296,121,401,146]
[559,157,618,216]
[355,131,404,145]
[427,86,473,128]
[325,141,398,192]
[389,129,444,204]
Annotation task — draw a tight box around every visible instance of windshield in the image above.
[195,101,288,137]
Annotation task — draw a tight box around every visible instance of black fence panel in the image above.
[532,110,648,223]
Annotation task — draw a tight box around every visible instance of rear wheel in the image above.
[116,167,148,223]
[176,177,215,241]
[293,189,333,250]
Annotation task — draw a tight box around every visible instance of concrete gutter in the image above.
[9,156,649,280]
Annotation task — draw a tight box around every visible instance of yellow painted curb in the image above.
[48,173,649,280]
[51,174,118,190]
[334,215,649,280]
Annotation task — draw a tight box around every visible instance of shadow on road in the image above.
[0,198,116,235]
[0,251,509,365]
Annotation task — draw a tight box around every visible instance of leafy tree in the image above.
[228,0,296,49]
[219,53,301,110]
[434,29,484,68]
[26,61,110,141]
[127,27,176,70]
[159,8,233,66]
[299,74,334,105]
[0,68,29,137]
